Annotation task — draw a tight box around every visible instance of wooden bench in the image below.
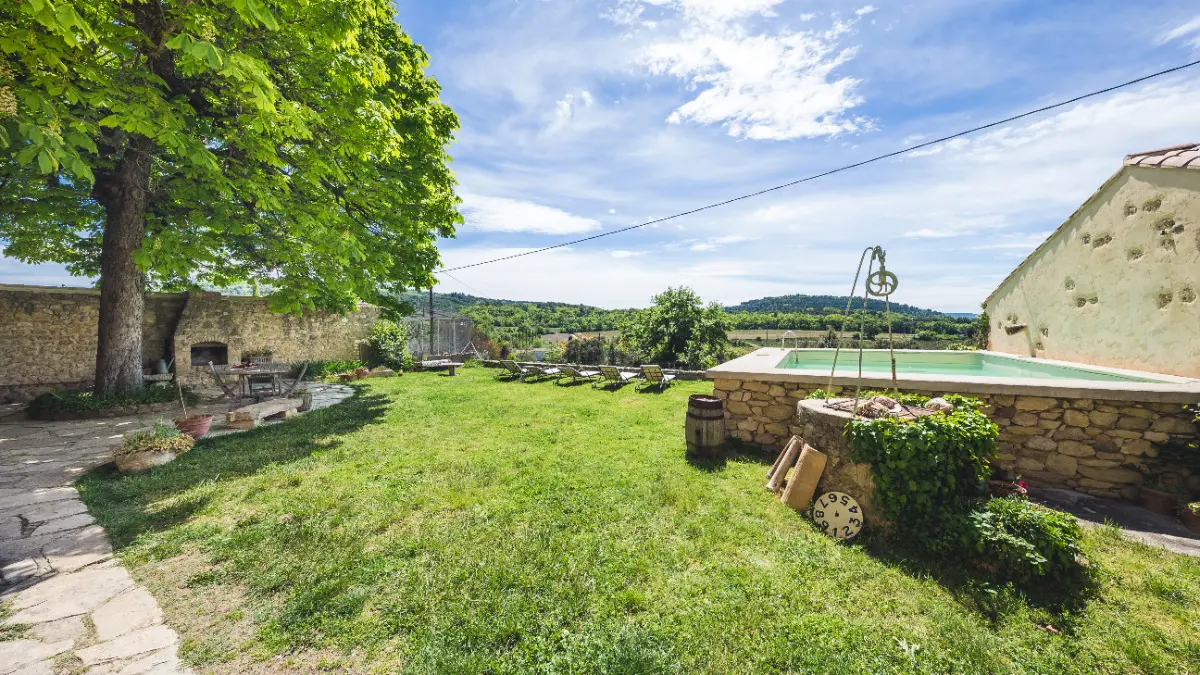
[420,360,464,376]
[225,398,303,430]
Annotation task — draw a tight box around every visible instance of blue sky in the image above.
[5,1,1200,311]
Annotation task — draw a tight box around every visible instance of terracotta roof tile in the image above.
[1124,143,1200,171]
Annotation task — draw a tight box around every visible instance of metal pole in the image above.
[429,286,435,358]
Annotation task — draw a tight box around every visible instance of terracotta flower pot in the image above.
[174,415,214,440]
[1137,486,1179,517]
[1182,509,1200,535]
[988,480,1028,498]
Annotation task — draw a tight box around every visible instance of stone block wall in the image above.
[172,294,380,386]
[0,284,381,399]
[711,377,1199,501]
[0,287,187,401]
[794,400,879,523]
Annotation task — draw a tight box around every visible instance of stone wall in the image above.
[0,286,188,401]
[0,284,381,399]
[794,400,879,523]
[172,293,380,386]
[711,377,1199,501]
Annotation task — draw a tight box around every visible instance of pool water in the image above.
[776,350,1164,383]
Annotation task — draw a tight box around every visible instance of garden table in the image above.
[214,364,294,398]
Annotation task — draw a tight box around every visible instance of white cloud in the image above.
[548,90,596,133]
[459,192,602,235]
[620,1,870,140]
[855,6,878,17]
[610,250,646,258]
[1159,16,1200,46]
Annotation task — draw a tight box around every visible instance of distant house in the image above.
[985,143,1200,378]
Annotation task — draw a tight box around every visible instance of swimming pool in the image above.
[707,348,1200,401]
[776,349,1162,383]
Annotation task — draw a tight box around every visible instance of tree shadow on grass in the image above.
[75,389,391,551]
[858,532,1101,631]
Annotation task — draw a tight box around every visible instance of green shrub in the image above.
[847,395,996,531]
[28,385,196,419]
[299,360,366,379]
[563,337,605,365]
[367,321,413,371]
[116,421,195,457]
[948,497,1083,583]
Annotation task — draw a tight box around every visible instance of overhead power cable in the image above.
[436,58,1200,274]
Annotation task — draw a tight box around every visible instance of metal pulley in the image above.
[866,268,898,297]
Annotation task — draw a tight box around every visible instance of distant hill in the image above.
[945,312,978,319]
[724,294,947,318]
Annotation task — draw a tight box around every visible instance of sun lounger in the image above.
[637,364,676,390]
[558,365,601,384]
[498,360,535,381]
[595,365,638,389]
[527,364,562,381]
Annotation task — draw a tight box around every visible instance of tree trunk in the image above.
[93,136,155,395]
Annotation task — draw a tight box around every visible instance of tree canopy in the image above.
[621,287,731,369]
[1,0,460,391]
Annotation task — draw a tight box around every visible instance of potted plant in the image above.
[115,421,195,473]
[1182,502,1200,534]
[1137,478,1183,517]
[172,379,213,439]
[241,347,274,363]
[295,386,313,412]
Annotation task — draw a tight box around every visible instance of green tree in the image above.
[1,0,459,394]
[622,287,730,369]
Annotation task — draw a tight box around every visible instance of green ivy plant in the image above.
[846,393,997,531]
[949,497,1083,583]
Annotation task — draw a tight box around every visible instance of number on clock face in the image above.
[810,492,864,541]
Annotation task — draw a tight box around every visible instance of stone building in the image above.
[0,285,380,401]
[985,143,1200,378]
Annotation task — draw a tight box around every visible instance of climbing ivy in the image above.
[847,395,997,531]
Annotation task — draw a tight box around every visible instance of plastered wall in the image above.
[986,167,1200,378]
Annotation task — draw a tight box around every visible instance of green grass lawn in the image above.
[78,368,1200,674]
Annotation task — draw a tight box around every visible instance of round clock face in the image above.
[812,491,864,540]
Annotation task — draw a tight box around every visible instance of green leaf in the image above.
[36,149,55,174]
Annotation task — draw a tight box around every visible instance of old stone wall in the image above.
[0,286,188,401]
[712,377,1199,501]
[0,285,381,399]
[794,400,879,523]
[172,293,380,386]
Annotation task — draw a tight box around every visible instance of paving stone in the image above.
[0,639,73,675]
[7,566,134,624]
[16,498,88,524]
[92,587,164,642]
[29,512,96,537]
[8,660,56,675]
[0,487,77,513]
[114,648,179,675]
[29,614,88,644]
[75,626,178,667]
[41,524,113,572]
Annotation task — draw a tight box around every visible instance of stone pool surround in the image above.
[708,349,1200,501]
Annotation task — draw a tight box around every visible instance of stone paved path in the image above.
[0,384,353,675]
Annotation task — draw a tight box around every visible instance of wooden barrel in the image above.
[685,394,726,457]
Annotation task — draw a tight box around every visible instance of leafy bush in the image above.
[563,337,605,365]
[298,360,366,379]
[620,287,730,368]
[28,385,196,419]
[847,395,996,531]
[116,421,195,457]
[948,497,1083,583]
[366,321,413,371]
